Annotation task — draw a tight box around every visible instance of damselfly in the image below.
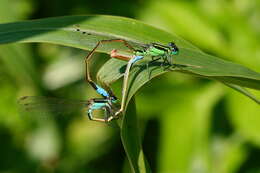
[84,38,179,117]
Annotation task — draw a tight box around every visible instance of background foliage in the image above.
[0,0,260,172]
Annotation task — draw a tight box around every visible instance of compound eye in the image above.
[168,42,175,47]
[172,46,179,52]
[111,96,117,101]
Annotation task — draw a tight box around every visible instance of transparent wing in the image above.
[18,96,90,117]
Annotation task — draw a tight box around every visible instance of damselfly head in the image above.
[168,42,179,55]
[111,96,118,103]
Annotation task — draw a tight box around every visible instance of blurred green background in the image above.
[0,0,260,172]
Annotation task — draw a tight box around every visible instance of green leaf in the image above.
[120,98,151,173]
[1,15,258,98]
[0,15,197,51]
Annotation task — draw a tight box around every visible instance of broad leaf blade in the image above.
[120,98,151,173]
[0,15,198,52]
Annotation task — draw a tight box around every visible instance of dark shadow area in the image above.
[85,132,125,172]
[142,118,160,172]
[211,97,233,136]
[238,144,260,173]
[32,0,141,19]
[0,125,36,172]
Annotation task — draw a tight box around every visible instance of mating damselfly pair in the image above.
[18,26,195,122]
